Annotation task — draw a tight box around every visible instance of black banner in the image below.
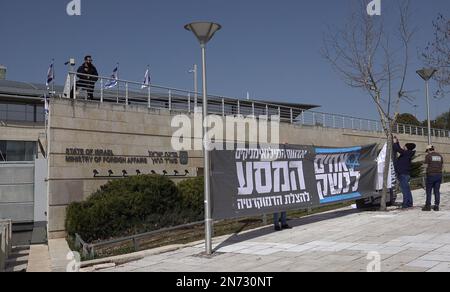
[211,144,378,220]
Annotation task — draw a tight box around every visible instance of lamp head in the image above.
[185,22,222,45]
[417,68,438,81]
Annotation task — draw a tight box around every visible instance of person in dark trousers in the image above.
[76,55,99,100]
[422,145,444,212]
[393,136,416,209]
[274,212,291,231]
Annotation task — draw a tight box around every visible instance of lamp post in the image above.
[185,22,222,255]
[416,68,437,145]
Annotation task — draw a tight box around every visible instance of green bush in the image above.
[178,176,204,216]
[65,175,205,242]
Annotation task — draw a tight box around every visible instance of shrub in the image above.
[66,175,181,242]
[65,175,206,242]
[177,176,204,218]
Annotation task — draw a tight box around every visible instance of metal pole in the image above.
[148,86,151,108]
[426,80,432,145]
[222,98,225,117]
[100,79,104,102]
[201,44,213,255]
[194,64,198,108]
[169,90,172,111]
[188,93,191,113]
[125,82,129,105]
[73,72,77,100]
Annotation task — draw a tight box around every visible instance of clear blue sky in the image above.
[0,0,448,120]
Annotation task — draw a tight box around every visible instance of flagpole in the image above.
[116,63,120,104]
[51,59,55,95]
[147,65,151,108]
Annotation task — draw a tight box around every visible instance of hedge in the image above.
[65,175,204,242]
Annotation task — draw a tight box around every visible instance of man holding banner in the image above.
[393,137,416,209]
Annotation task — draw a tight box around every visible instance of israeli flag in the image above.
[141,68,151,89]
[46,61,55,87]
[104,66,119,89]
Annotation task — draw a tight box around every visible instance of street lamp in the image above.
[185,22,222,255]
[416,68,437,145]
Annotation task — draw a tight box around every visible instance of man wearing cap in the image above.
[422,145,444,212]
[393,137,416,209]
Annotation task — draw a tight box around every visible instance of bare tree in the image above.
[423,14,450,97]
[322,0,415,211]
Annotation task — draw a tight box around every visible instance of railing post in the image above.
[222,98,225,117]
[125,82,129,105]
[168,90,172,111]
[278,107,281,119]
[90,246,95,259]
[351,118,354,129]
[133,238,139,252]
[266,104,269,117]
[333,116,336,128]
[252,102,255,116]
[290,108,293,124]
[188,93,191,113]
[100,78,104,103]
[237,100,240,115]
[148,86,151,109]
[312,113,315,126]
[323,114,326,127]
[72,73,77,100]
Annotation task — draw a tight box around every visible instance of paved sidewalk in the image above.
[103,183,450,272]
[27,245,51,272]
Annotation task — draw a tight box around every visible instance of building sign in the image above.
[211,144,378,220]
[65,148,188,165]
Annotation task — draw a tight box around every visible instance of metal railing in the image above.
[74,220,204,259]
[63,72,450,139]
[0,219,12,272]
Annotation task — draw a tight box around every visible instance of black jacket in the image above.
[77,64,99,87]
[393,142,415,175]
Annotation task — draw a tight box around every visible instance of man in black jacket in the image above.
[76,55,99,99]
[393,136,416,209]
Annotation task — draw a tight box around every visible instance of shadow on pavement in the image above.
[214,208,361,252]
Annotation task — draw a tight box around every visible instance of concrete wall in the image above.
[34,158,48,223]
[0,164,35,223]
[47,98,450,238]
[0,124,44,142]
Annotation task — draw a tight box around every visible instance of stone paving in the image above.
[103,183,450,272]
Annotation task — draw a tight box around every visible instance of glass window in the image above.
[36,105,44,122]
[0,141,36,162]
[7,141,26,161]
[0,141,6,162]
[0,109,6,120]
[24,142,36,161]
[0,102,44,123]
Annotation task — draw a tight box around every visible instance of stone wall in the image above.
[47,98,450,238]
